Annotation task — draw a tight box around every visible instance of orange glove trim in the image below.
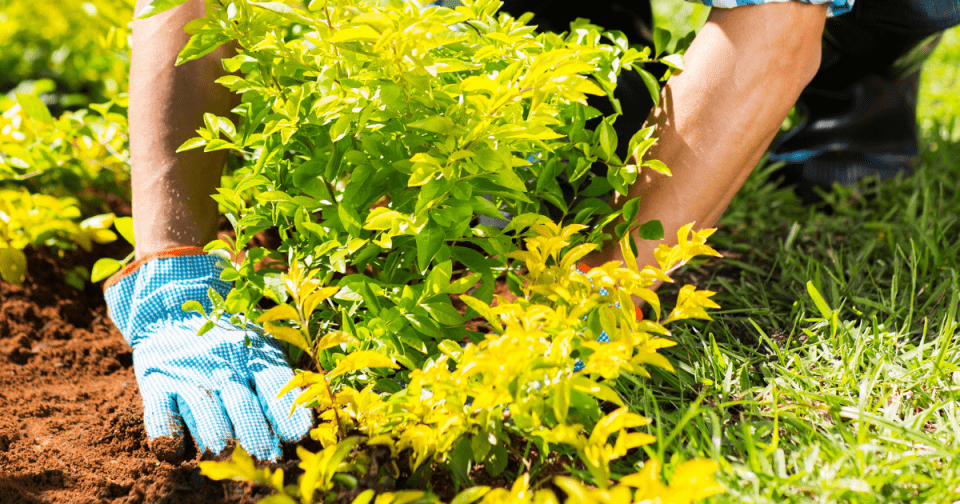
[102,246,208,291]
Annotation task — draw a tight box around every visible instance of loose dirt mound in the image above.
[0,245,271,504]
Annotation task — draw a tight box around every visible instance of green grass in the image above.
[623,4,960,502]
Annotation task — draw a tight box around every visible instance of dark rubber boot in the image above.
[769,14,942,201]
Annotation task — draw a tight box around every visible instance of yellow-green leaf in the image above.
[303,286,340,318]
[264,322,312,353]
[316,331,359,352]
[328,351,398,379]
[257,304,300,324]
[570,376,624,406]
[407,116,457,135]
[330,25,381,42]
[459,295,503,335]
[115,216,135,245]
[0,248,27,285]
[91,257,122,283]
[80,213,115,230]
[364,207,405,231]
[277,371,327,399]
[451,486,491,504]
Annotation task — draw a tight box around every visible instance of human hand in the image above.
[104,248,311,461]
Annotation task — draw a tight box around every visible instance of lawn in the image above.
[637,3,960,502]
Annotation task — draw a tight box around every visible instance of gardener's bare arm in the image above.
[116,1,311,463]
[582,3,827,276]
[129,0,238,259]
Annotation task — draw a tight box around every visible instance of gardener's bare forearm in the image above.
[585,3,827,277]
[129,0,238,259]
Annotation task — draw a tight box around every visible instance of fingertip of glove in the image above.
[274,406,313,444]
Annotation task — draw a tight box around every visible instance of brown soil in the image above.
[0,240,555,503]
[0,244,276,504]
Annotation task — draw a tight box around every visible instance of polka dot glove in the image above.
[103,247,311,461]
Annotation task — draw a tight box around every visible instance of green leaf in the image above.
[621,197,641,223]
[197,320,216,336]
[449,438,474,487]
[422,302,463,326]
[424,260,452,296]
[16,93,53,124]
[638,220,664,241]
[0,248,27,285]
[661,53,684,71]
[249,2,313,24]
[553,379,571,424]
[91,258,122,283]
[135,0,191,19]
[484,444,508,477]
[638,69,661,107]
[338,204,363,236]
[653,26,671,56]
[177,137,207,153]
[806,281,834,319]
[459,295,502,335]
[182,300,206,316]
[597,118,617,160]
[176,31,234,66]
[642,159,671,176]
[416,221,443,273]
[115,217,135,246]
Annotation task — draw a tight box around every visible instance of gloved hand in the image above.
[104,247,312,462]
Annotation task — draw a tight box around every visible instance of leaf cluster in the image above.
[198,221,723,502]
[0,92,130,200]
[172,0,680,377]
[0,189,118,285]
[0,0,133,108]
[152,0,723,499]
[203,439,722,504]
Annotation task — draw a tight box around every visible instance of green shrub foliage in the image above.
[144,0,721,499]
[0,0,132,286]
[0,0,133,106]
[180,0,670,361]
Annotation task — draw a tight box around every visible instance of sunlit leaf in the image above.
[91,257,121,283]
[0,248,27,285]
[328,351,398,379]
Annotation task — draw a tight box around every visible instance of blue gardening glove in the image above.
[104,248,311,461]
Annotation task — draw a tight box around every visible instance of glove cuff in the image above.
[103,246,234,346]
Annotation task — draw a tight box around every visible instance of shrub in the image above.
[0,93,130,198]
[0,92,130,286]
[0,0,133,107]
[142,0,719,498]
[0,188,120,286]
